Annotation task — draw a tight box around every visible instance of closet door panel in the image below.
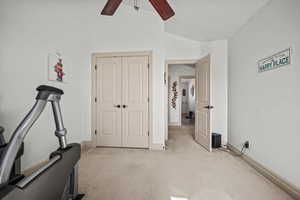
[121,56,149,148]
[96,57,122,147]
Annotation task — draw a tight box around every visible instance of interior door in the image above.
[121,56,149,148]
[195,55,212,152]
[96,57,122,147]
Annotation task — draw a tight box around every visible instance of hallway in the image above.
[79,127,293,200]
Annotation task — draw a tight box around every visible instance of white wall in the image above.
[210,40,228,144]
[0,0,215,169]
[165,32,210,60]
[229,0,300,188]
[168,65,195,125]
[0,0,229,169]
[0,0,166,169]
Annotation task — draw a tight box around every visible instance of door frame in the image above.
[164,59,199,141]
[91,51,153,149]
[178,75,196,126]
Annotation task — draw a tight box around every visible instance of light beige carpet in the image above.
[79,126,293,200]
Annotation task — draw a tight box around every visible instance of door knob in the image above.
[114,105,121,108]
[204,105,214,109]
[122,105,127,108]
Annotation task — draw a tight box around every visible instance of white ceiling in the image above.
[123,0,270,41]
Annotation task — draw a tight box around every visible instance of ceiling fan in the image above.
[101,0,175,21]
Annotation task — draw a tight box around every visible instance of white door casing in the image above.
[195,55,212,152]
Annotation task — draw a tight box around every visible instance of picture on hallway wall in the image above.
[48,52,68,83]
[171,81,178,109]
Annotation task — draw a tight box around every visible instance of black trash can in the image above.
[212,133,222,148]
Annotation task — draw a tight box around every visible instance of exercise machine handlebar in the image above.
[0,85,67,187]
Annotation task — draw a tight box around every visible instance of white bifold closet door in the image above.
[96,56,149,148]
[121,56,149,148]
[96,57,122,147]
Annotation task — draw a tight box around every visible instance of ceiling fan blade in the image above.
[101,0,123,16]
[149,0,175,21]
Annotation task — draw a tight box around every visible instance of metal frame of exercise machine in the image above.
[0,85,84,200]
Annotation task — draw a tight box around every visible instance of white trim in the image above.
[178,78,182,127]
[150,143,165,151]
[91,51,153,149]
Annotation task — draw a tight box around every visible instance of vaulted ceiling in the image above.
[123,0,270,41]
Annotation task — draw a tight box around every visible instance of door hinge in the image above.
[164,72,167,85]
[95,130,97,135]
[147,97,150,102]
[95,97,97,102]
[147,131,149,136]
[147,63,150,69]
[95,65,98,70]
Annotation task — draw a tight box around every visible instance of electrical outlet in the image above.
[244,141,250,149]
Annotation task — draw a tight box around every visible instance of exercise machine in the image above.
[0,85,84,200]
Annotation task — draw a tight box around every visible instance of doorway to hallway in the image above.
[165,56,213,152]
[167,64,195,128]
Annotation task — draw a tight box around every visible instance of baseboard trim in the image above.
[227,144,300,200]
[150,143,165,150]
[83,141,164,151]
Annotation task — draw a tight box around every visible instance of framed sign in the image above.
[258,48,292,73]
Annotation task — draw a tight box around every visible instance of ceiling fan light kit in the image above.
[101,0,175,21]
